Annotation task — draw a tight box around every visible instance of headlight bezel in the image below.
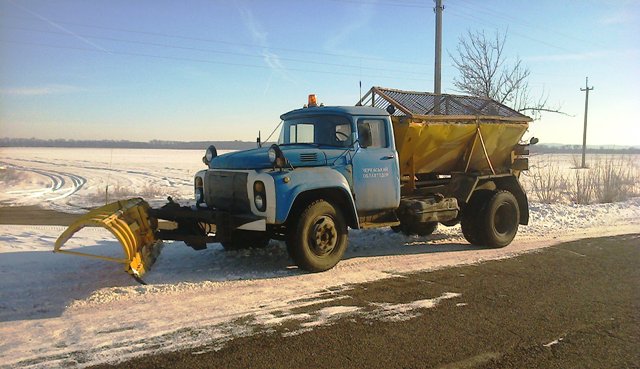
[268,144,288,169]
[202,145,218,165]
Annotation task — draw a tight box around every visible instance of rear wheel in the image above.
[221,230,270,251]
[461,190,519,248]
[461,190,493,245]
[480,191,520,248]
[287,200,348,272]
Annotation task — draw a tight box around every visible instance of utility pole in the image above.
[580,77,594,168]
[433,0,444,113]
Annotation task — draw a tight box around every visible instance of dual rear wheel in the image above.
[461,190,520,248]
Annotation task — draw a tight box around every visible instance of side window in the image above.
[357,119,388,148]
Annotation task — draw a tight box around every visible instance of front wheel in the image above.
[287,200,348,272]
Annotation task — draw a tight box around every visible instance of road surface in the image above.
[91,234,639,369]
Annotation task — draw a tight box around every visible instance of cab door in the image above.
[351,117,400,212]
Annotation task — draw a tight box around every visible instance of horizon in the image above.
[1,0,639,146]
[2,136,639,150]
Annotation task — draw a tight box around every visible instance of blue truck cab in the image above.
[194,101,401,271]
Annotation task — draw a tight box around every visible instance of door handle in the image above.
[382,155,395,160]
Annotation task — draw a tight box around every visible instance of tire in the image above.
[221,230,270,251]
[479,190,520,248]
[287,200,348,272]
[461,190,493,245]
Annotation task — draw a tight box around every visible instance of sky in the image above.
[0,0,638,146]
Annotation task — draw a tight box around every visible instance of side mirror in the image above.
[530,137,539,145]
[358,124,373,148]
[386,104,396,115]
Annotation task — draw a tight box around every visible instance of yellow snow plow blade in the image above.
[54,198,163,280]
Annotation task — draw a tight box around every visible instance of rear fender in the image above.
[450,173,529,225]
[493,176,529,225]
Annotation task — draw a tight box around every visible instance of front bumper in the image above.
[149,202,266,248]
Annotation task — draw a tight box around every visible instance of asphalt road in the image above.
[0,206,79,226]
[89,233,639,369]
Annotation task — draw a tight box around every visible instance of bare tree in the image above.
[449,29,563,119]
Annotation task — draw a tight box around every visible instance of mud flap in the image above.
[54,198,163,281]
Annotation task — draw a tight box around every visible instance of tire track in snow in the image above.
[1,162,87,203]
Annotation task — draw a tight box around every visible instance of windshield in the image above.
[278,115,353,148]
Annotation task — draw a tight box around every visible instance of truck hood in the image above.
[209,145,348,170]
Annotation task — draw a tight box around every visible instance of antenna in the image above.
[357,80,362,106]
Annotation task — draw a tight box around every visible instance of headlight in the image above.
[268,147,277,163]
[268,144,287,169]
[203,145,217,165]
[254,195,264,210]
[194,176,204,205]
[253,180,266,212]
[195,188,204,204]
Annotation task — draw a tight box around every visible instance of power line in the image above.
[447,8,575,53]
[325,0,430,8]
[1,39,434,82]
[1,14,432,67]
[454,0,608,49]
[3,25,432,77]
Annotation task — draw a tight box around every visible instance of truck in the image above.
[55,87,534,283]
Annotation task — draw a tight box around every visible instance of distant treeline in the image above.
[1,138,638,154]
[530,144,640,154]
[0,138,264,150]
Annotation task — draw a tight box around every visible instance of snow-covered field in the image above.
[0,148,639,368]
[0,147,214,211]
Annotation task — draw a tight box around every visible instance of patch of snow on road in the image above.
[543,337,564,347]
[368,292,461,322]
[300,305,362,328]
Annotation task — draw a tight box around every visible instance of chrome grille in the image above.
[204,171,250,213]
